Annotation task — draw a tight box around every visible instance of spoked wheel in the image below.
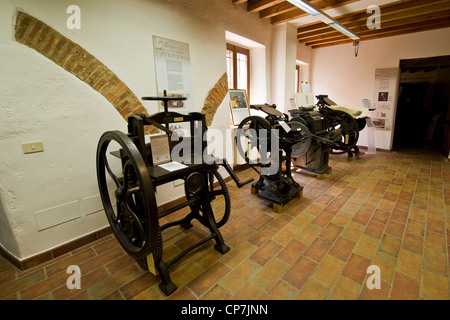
[288,121,312,158]
[323,110,360,155]
[185,168,230,228]
[96,131,159,260]
[236,116,275,167]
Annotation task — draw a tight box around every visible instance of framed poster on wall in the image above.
[229,89,250,126]
[152,35,193,114]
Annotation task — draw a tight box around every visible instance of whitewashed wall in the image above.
[310,27,450,150]
[0,0,273,260]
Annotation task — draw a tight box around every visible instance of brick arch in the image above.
[14,11,227,131]
[201,72,229,127]
[14,11,154,130]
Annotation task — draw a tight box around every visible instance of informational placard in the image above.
[301,82,311,93]
[152,36,193,114]
[369,68,400,131]
[150,135,171,165]
[295,92,315,108]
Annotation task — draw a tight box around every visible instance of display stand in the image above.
[251,180,303,213]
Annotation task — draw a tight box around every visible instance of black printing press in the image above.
[96,91,252,295]
[289,94,368,178]
[235,103,312,212]
[315,94,367,158]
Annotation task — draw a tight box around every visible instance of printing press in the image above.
[96,91,252,295]
[235,103,312,212]
[289,94,369,178]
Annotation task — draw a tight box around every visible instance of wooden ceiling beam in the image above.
[310,21,450,48]
[332,0,449,25]
[306,19,450,47]
[247,0,284,13]
[270,0,358,24]
[259,1,297,19]
[231,0,450,47]
[356,8,450,33]
[297,0,449,36]
[308,18,450,48]
[269,8,308,23]
[232,0,249,5]
[299,2,450,42]
[258,0,343,20]
[297,21,328,35]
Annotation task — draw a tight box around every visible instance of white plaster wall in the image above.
[0,0,272,259]
[310,27,450,150]
[0,0,126,259]
[271,24,287,113]
[271,23,298,114]
[250,46,269,104]
[285,23,298,114]
[297,43,312,84]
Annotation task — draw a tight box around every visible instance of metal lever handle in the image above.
[219,159,254,188]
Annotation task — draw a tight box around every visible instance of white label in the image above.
[279,121,291,133]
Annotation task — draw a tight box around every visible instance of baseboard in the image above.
[0,226,113,271]
[357,145,391,153]
[0,175,234,271]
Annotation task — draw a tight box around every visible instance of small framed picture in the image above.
[229,89,250,126]
[378,92,389,101]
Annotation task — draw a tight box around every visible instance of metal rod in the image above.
[166,234,215,268]
[158,197,198,219]
[160,218,186,232]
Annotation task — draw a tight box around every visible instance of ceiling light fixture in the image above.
[329,23,360,41]
[286,0,320,16]
[287,0,360,41]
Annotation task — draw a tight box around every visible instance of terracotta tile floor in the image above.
[1,152,449,300]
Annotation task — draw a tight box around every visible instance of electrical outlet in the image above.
[22,142,44,154]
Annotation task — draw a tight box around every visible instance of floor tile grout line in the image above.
[417,158,430,300]
[352,159,396,300]
[272,160,368,299]
[1,152,449,300]
[387,160,419,300]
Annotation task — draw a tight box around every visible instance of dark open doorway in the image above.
[393,56,450,161]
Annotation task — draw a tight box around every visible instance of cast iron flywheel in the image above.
[96,131,159,259]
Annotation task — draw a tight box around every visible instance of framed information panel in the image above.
[229,89,250,126]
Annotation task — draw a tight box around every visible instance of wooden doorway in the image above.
[393,56,450,160]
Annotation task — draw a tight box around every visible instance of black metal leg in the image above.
[353,145,365,156]
[179,211,195,230]
[199,187,230,254]
[284,152,299,188]
[209,216,230,254]
[254,176,265,188]
[156,259,177,296]
[153,172,231,296]
[153,232,177,296]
